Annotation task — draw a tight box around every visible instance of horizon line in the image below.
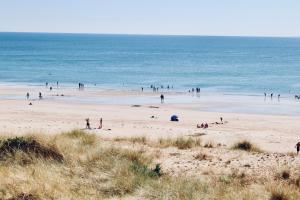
[0,31,300,39]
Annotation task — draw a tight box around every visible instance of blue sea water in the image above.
[1,32,300,95]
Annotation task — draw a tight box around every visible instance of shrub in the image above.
[232,140,262,153]
[0,137,63,162]
[132,163,162,178]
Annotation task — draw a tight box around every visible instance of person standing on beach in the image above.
[56,81,59,88]
[26,92,30,100]
[278,94,280,101]
[160,94,164,103]
[98,118,103,129]
[271,93,273,99]
[39,92,42,100]
[86,118,91,129]
[295,142,300,155]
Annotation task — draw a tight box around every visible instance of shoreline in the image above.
[0,83,299,116]
[0,84,300,153]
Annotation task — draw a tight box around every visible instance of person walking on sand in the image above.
[86,118,91,129]
[26,92,30,100]
[160,94,164,103]
[295,142,300,155]
[98,118,103,129]
[39,92,42,100]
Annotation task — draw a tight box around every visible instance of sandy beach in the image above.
[1,84,299,154]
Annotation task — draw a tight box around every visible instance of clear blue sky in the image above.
[1,0,300,37]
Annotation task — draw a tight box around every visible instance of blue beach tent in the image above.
[170,115,179,122]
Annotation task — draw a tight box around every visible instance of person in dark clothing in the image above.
[86,118,91,129]
[160,94,164,103]
[98,118,103,129]
[295,142,300,155]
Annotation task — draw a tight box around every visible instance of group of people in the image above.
[26,92,43,100]
[79,83,85,90]
[264,92,280,100]
[150,85,173,92]
[197,123,209,129]
[85,118,103,130]
[197,117,223,129]
[189,87,201,93]
[46,81,59,88]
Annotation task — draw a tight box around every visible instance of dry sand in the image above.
[0,84,299,154]
[1,84,300,179]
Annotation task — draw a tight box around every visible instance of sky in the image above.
[1,0,300,37]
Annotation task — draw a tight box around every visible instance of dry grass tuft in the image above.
[114,136,201,150]
[267,182,300,200]
[0,137,63,163]
[62,129,96,146]
[269,187,289,200]
[114,136,147,145]
[204,141,215,148]
[7,193,38,200]
[157,137,201,149]
[232,140,262,153]
[277,170,290,180]
[194,152,211,161]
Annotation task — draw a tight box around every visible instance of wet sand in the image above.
[0,84,300,153]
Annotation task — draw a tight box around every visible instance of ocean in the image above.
[1,32,300,95]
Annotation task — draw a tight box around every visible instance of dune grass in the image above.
[0,136,63,164]
[114,136,202,150]
[232,140,263,153]
[0,130,299,200]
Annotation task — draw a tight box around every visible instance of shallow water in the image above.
[1,32,300,95]
[1,32,300,115]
